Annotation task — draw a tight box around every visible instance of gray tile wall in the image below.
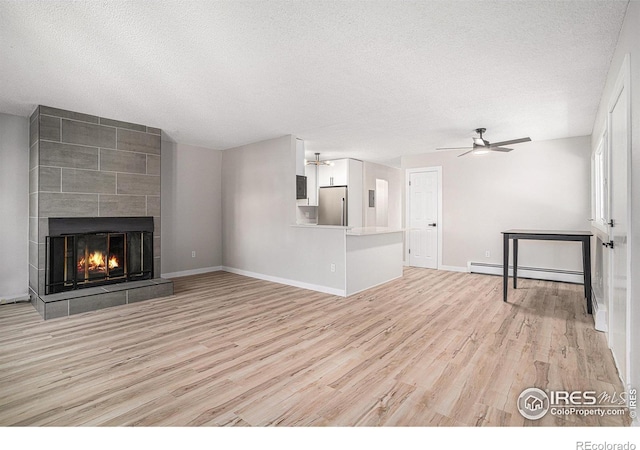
[28,106,163,297]
[39,142,99,169]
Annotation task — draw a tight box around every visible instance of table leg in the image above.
[583,237,592,314]
[513,238,518,289]
[503,234,509,302]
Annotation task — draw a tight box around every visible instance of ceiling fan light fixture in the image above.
[306,152,331,166]
[472,149,490,155]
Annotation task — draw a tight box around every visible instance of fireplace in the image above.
[45,217,154,294]
[29,106,173,319]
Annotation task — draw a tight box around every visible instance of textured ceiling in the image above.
[0,0,629,164]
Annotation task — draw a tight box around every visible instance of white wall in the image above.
[0,113,29,301]
[161,140,223,276]
[221,135,346,294]
[401,136,591,271]
[362,161,402,229]
[591,1,640,412]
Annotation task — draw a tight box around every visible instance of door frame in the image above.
[405,166,442,269]
[606,53,632,385]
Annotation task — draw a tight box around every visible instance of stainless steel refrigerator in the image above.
[318,186,348,226]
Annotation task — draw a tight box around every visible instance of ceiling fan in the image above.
[437,128,531,157]
[306,152,331,166]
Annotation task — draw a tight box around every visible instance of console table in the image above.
[502,230,593,314]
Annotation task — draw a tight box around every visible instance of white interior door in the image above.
[408,170,438,269]
[607,57,630,384]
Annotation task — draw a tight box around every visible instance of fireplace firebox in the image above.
[45,217,154,294]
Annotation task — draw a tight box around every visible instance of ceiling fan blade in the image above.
[457,149,475,157]
[489,147,513,152]
[489,137,531,147]
[435,147,473,150]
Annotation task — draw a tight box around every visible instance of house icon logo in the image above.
[517,388,550,420]
[525,395,544,411]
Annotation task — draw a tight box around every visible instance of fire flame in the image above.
[78,251,119,272]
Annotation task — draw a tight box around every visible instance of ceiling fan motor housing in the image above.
[473,128,489,147]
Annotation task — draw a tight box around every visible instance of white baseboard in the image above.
[439,265,469,273]
[0,293,30,304]
[222,266,346,297]
[468,262,584,284]
[403,264,467,272]
[162,266,223,279]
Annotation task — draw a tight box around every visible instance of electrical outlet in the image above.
[485,250,491,258]
[305,211,310,218]
[192,251,196,258]
[330,263,335,272]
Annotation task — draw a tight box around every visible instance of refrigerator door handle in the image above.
[341,198,345,226]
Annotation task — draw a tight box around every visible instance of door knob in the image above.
[428,223,437,227]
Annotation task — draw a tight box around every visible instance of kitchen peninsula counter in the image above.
[290,224,350,229]
[292,224,404,296]
[345,227,403,295]
[291,224,403,234]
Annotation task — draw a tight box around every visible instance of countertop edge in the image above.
[346,228,405,236]
[291,224,351,230]
[291,224,405,235]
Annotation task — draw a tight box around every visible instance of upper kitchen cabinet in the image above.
[298,163,318,206]
[318,159,349,187]
[306,164,318,206]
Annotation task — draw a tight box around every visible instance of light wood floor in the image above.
[0,268,629,426]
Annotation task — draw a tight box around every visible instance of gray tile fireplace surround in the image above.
[28,105,173,319]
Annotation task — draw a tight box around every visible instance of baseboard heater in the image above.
[0,294,30,305]
[468,262,584,284]
[591,291,607,332]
